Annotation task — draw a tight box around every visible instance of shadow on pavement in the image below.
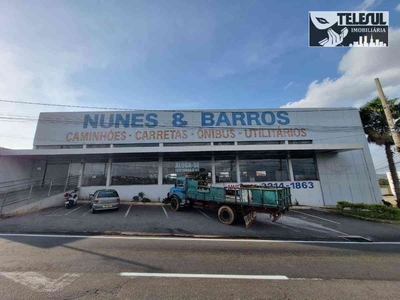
[0,235,85,249]
[61,244,164,272]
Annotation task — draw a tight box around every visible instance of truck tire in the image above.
[218,205,236,225]
[170,196,181,212]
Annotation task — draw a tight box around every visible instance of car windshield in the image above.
[98,191,118,198]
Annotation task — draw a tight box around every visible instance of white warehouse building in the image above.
[0,108,381,206]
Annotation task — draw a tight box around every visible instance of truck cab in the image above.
[168,176,193,211]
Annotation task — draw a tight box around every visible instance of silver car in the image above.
[90,189,120,214]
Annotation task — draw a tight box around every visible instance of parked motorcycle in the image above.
[64,188,79,209]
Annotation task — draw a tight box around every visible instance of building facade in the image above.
[0,108,381,206]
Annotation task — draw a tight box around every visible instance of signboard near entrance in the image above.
[34,108,361,146]
[175,162,200,173]
[33,109,316,146]
[220,181,323,207]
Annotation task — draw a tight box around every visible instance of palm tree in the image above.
[360,97,400,208]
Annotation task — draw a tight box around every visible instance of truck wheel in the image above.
[170,196,181,212]
[218,206,236,225]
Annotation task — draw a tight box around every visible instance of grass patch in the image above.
[337,201,400,221]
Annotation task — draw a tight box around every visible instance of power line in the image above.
[0,99,132,111]
[0,98,362,113]
[375,161,400,172]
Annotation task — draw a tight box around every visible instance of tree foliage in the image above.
[359,97,400,146]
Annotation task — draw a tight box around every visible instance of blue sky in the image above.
[1,0,400,173]
[64,0,399,109]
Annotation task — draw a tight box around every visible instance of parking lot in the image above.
[1,202,400,241]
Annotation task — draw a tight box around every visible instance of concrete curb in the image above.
[78,200,167,206]
[290,206,325,210]
[124,202,166,206]
[0,230,348,241]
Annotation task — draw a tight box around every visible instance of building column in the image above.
[158,156,163,186]
[287,154,294,181]
[236,155,240,183]
[211,155,216,184]
[106,157,113,186]
[78,159,85,187]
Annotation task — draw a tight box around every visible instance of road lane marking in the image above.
[120,272,289,280]
[161,206,169,219]
[0,272,80,292]
[291,210,340,225]
[81,208,92,217]
[47,207,64,214]
[298,225,349,237]
[196,208,212,220]
[65,205,84,216]
[259,220,301,233]
[125,204,133,218]
[1,234,400,245]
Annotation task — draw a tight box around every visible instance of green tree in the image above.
[360,97,400,207]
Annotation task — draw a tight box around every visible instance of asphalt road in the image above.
[1,203,400,241]
[0,234,399,299]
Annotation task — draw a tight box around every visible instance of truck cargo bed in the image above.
[186,180,291,209]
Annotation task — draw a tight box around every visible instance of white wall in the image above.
[214,181,323,206]
[317,149,381,205]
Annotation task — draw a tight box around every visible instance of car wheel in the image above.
[218,205,236,225]
[170,196,181,212]
[92,209,96,214]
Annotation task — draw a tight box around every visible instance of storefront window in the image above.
[239,155,289,182]
[215,156,237,183]
[163,156,212,184]
[291,158,318,180]
[69,163,81,176]
[111,160,158,185]
[83,162,108,186]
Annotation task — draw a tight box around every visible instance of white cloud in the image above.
[396,4,400,11]
[357,0,380,11]
[0,42,97,149]
[0,1,217,149]
[283,28,400,109]
[0,3,115,149]
[284,82,293,90]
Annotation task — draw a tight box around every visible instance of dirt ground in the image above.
[383,195,398,206]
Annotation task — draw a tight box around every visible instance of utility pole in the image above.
[375,78,400,152]
[375,78,400,208]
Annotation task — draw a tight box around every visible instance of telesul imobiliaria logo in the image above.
[309,11,389,47]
